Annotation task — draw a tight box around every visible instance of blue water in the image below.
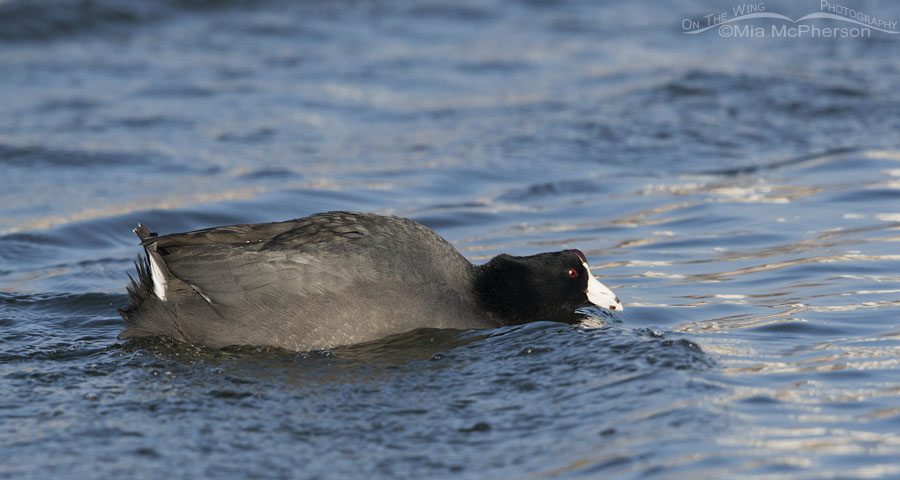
[2,0,900,478]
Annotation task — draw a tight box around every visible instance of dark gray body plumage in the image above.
[120,212,494,350]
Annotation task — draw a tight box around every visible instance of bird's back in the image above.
[120,212,489,350]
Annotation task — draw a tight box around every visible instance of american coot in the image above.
[119,211,622,351]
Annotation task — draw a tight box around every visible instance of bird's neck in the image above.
[472,258,535,325]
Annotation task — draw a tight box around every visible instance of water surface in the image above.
[2,0,900,478]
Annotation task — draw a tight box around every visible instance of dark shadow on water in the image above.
[115,312,712,383]
[693,146,861,177]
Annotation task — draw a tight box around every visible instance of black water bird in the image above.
[120,212,622,350]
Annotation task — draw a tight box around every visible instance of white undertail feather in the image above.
[148,254,168,301]
[191,284,212,304]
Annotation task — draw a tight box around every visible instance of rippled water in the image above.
[2,0,900,478]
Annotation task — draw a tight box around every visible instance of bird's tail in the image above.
[118,223,157,321]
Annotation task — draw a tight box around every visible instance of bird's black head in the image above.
[474,249,622,325]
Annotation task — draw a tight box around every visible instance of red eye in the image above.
[568,268,578,278]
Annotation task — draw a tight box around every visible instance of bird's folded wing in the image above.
[158,244,360,309]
